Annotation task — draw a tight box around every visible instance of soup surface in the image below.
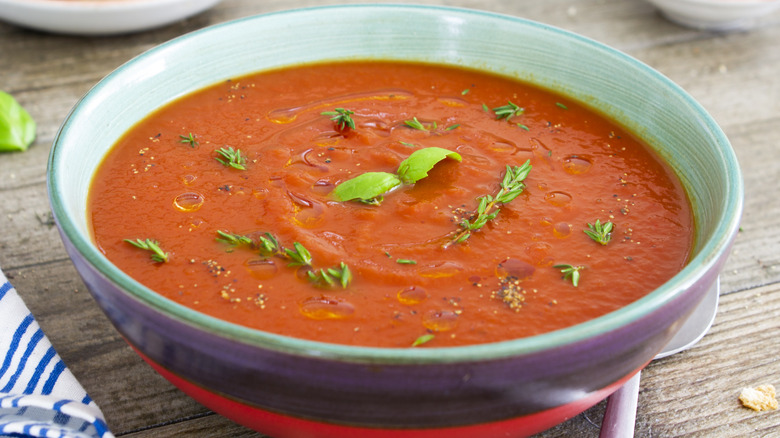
[89,61,692,347]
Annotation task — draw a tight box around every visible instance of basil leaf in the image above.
[0,91,36,152]
[397,147,461,184]
[331,172,401,202]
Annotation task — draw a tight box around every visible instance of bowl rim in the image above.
[47,3,744,365]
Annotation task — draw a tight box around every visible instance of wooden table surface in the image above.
[2,0,778,436]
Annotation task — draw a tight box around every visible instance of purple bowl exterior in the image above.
[58,225,729,428]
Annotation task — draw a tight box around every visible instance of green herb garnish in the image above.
[396,259,417,265]
[412,333,435,347]
[179,132,198,147]
[404,117,431,131]
[0,90,36,152]
[396,147,462,185]
[257,232,281,256]
[215,230,253,246]
[492,101,524,121]
[124,238,169,263]
[331,147,461,204]
[321,108,356,131]
[215,146,247,170]
[556,102,569,110]
[285,242,313,267]
[553,264,584,287]
[444,160,532,248]
[219,233,351,289]
[307,262,352,289]
[584,220,614,245]
[330,172,402,205]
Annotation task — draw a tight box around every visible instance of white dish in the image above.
[646,0,780,31]
[0,0,222,35]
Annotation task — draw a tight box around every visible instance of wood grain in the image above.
[1,0,778,436]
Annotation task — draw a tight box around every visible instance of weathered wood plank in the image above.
[635,283,780,437]
[119,412,263,437]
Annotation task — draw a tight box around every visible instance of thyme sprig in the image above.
[215,230,253,246]
[257,232,282,256]
[307,262,352,289]
[124,238,169,263]
[179,132,198,147]
[444,160,532,248]
[404,117,433,131]
[584,220,614,245]
[285,242,313,267]
[492,101,524,120]
[554,264,584,287]
[321,108,356,131]
[215,146,247,170]
[213,230,350,288]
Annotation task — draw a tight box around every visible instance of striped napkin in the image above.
[0,267,114,438]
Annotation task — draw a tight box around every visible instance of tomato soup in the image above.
[88,61,693,348]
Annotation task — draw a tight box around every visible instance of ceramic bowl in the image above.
[645,0,780,31]
[0,0,221,35]
[48,5,743,437]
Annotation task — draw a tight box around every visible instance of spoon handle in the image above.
[599,371,641,438]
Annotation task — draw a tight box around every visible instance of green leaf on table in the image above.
[331,172,402,203]
[0,90,36,152]
[396,147,462,184]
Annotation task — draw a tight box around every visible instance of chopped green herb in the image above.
[412,333,435,347]
[258,232,281,256]
[124,238,169,263]
[179,132,198,147]
[445,124,460,131]
[492,101,524,121]
[556,102,569,110]
[517,123,529,131]
[307,262,352,289]
[321,108,356,130]
[404,117,429,131]
[584,220,614,245]
[396,259,417,265]
[553,264,584,287]
[285,242,313,267]
[215,146,247,170]
[216,230,253,246]
[461,89,470,95]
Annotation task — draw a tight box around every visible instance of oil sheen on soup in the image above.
[88,61,693,348]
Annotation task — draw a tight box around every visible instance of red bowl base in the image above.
[137,349,640,438]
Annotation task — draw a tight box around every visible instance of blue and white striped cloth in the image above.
[0,267,114,438]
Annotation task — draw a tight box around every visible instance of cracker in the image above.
[739,384,778,412]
